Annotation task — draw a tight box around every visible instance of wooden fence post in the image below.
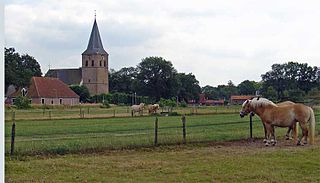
[182,115,186,144]
[10,112,16,157]
[49,110,52,120]
[249,112,253,139]
[87,108,90,114]
[154,117,158,146]
[113,109,116,117]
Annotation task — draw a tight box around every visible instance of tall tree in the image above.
[109,67,137,93]
[237,80,259,95]
[261,62,318,99]
[5,47,42,91]
[176,73,201,102]
[135,56,178,101]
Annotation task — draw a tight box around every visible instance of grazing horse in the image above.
[148,104,159,114]
[240,97,315,146]
[131,103,145,116]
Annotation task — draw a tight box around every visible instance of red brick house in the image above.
[230,95,254,105]
[7,77,79,105]
[199,93,224,106]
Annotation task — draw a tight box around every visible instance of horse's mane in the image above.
[250,97,277,108]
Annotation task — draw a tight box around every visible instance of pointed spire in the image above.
[82,15,108,55]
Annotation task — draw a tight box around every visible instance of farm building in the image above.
[6,77,79,105]
[230,95,254,105]
[199,94,224,106]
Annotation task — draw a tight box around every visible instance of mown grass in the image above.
[5,113,266,156]
[5,142,320,183]
[5,111,320,156]
[4,105,241,120]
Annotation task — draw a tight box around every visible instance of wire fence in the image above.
[4,105,242,121]
[5,107,320,156]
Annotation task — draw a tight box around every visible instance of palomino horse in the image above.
[131,103,145,116]
[277,101,296,140]
[148,104,159,114]
[240,97,315,146]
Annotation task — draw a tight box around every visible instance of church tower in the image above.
[82,17,109,95]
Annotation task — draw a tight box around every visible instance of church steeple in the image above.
[81,16,109,95]
[82,17,108,55]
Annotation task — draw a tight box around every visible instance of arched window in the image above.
[104,61,106,67]
[100,61,102,67]
[85,60,88,67]
[91,60,94,66]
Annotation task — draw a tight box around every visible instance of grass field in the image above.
[4,105,241,120]
[5,140,320,182]
[4,106,320,182]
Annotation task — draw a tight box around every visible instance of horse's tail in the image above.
[308,107,316,145]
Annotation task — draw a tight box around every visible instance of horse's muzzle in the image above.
[239,112,246,118]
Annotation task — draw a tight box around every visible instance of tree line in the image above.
[5,47,320,104]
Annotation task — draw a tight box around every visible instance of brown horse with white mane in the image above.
[240,97,315,146]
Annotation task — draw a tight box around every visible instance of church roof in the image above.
[82,19,108,55]
[45,68,82,85]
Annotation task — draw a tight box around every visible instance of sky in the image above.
[4,0,320,87]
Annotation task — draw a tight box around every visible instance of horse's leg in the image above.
[264,123,272,146]
[270,125,277,146]
[299,122,309,145]
[262,123,267,143]
[292,122,299,145]
[285,126,292,140]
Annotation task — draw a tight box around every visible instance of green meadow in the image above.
[4,106,320,182]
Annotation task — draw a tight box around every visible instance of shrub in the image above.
[101,100,111,108]
[179,101,188,107]
[13,96,31,109]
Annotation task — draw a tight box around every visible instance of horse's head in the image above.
[240,99,252,118]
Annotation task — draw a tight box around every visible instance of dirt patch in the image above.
[206,137,320,148]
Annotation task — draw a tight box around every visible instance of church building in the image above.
[46,17,109,95]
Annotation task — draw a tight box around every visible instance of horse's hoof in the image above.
[263,139,267,143]
[297,141,301,146]
[265,143,269,146]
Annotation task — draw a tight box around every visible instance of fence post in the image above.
[154,117,158,146]
[249,112,253,139]
[113,109,116,117]
[10,112,16,157]
[182,115,186,144]
[43,107,45,116]
[49,110,52,120]
[87,108,90,114]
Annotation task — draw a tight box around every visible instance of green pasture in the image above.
[5,109,320,156]
[4,105,241,120]
[6,142,320,182]
[5,107,320,182]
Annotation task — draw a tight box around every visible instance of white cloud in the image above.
[5,0,320,86]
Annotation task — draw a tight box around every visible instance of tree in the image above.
[237,80,259,95]
[261,62,318,100]
[5,47,42,91]
[176,73,201,102]
[135,57,178,101]
[69,85,90,103]
[109,67,137,93]
[13,96,31,109]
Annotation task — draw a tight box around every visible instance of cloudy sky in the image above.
[4,0,320,87]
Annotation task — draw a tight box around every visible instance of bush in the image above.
[101,100,110,108]
[179,101,188,107]
[13,96,31,109]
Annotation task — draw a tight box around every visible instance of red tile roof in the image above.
[29,77,79,98]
